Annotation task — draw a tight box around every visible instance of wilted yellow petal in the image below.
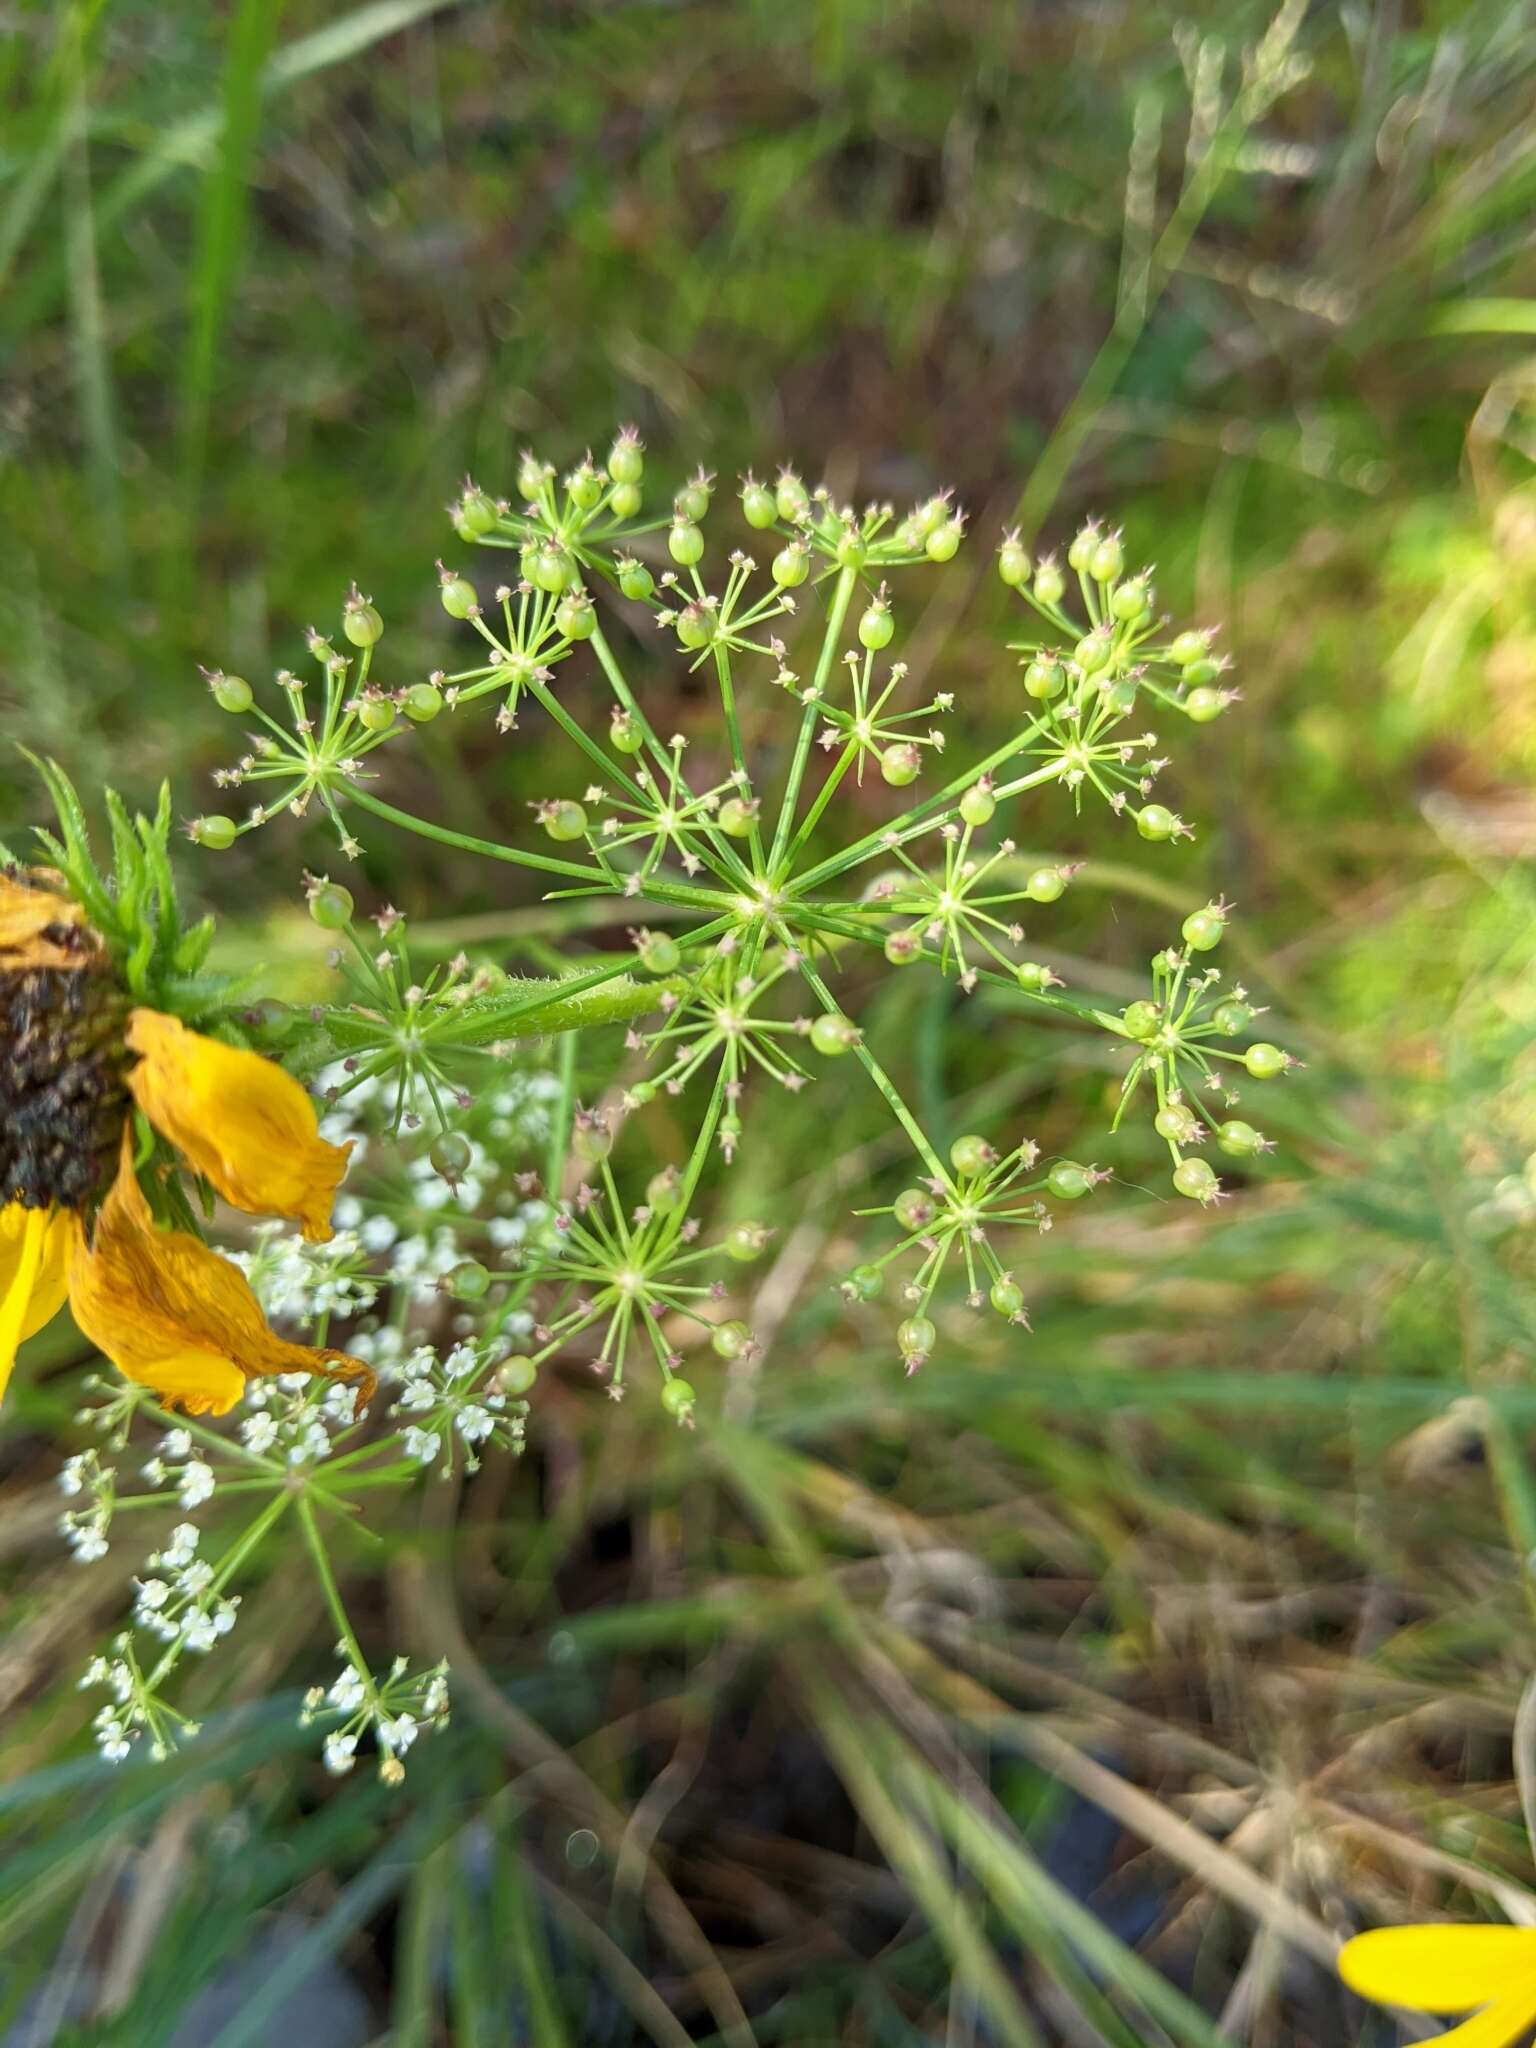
[0,1203,75,1402]
[125,1009,351,1244]
[67,1137,374,1418]
[0,866,91,971]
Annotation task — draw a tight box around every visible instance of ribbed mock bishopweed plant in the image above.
[6,435,1298,1779]
[198,429,1296,1391]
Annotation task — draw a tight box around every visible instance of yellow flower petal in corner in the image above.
[0,866,90,971]
[1340,1927,1536,2048]
[67,1137,375,1419]
[125,1009,351,1244]
[0,1203,76,1403]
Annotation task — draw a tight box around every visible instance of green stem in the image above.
[346,785,726,912]
[782,738,857,867]
[768,566,856,877]
[798,959,947,1184]
[298,1490,373,1686]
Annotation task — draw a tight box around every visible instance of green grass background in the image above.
[5,2,1536,2042]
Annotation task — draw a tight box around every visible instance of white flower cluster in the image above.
[131,1520,240,1653]
[80,1635,200,1765]
[300,1651,451,1785]
[228,1224,380,1330]
[389,1338,526,1474]
[140,1426,218,1508]
[239,1373,362,1465]
[58,1447,115,1562]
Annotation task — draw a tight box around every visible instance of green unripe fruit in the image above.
[893,1188,936,1232]
[567,464,604,510]
[1212,1000,1254,1037]
[1101,677,1138,715]
[191,815,237,850]
[675,604,712,650]
[893,517,925,551]
[897,1316,936,1362]
[460,488,498,536]
[1016,961,1051,990]
[775,472,809,522]
[1154,1104,1198,1143]
[430,1132,473,1180]
[668,519,704,566]
[626,1082,656,1108]
[210,672,253,714]
[517,452,549,500]
[1136,804,1179,842]
[1067,527,1097,573]
[858,601,894,650]
[1173,1157,1219,1202]
[1024,658,1066,700]
[1182,657,1221,687]
[989,1277,1025,1318]
[542,800,587,842]
[835,529,867,570]
[661,1377,697,1418]
[1170,630,1211,667]
[439,573,478,618]
[638,930,680,976]
[1047,1160,1093,1200]
[617,558,655,601]
[846,1263,884,1301]
[556,592,595,641]
[609,481,642,520]
[880,742,922,787]
[532,545,575,594]
[1183,686,1224,722]
[1111,576,1151,621]
[1243,1041,1287,1080]
[674,474,712,523]
[917,497,950,537]
[448,1259,491,1300]
[646,1167,684,1213]
[1182,905,1226,951]
[1074,632,1112,675]
[1218,1119,1265,1158]
[308,882,354,929]
[717,797,755,838]
[610,711,644,754]
[1026,867,1066,904]
[343,597,383,647]
[959,783,995,828]
[950,1134,994,1179]
[711,1319,752,1361]
[497,1354,538,1397]
[404,682,443,722]
[359,697,395,733]
[925,520,963,562]
[1088,535,1124,582]
[1033,559,1066,605]
[998,538,1031,588]
[771,542,809,588]
[884,931,920,966]
[741,479,777,528]
[725,1220,769,1263]
[571,1119,612,1166]
[810,1011,859,1057]
[1121,1001,1161,1042]
[607,433,644,485]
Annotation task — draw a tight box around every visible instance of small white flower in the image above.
[323,1732,358,1775]
[383,1713,419,1754]
[161,1430,192,1461]
[327,1668,366,1713]
[241,1412,278,1454]
[403,1427,442,1466]
[179,1461,215,1508]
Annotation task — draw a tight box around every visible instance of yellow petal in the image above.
[0,1203,75,1403]
[1340,1928,1536,2013]
[67,1136,374,1418]
[125,1009,351,1244]
[0,866,91,971]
